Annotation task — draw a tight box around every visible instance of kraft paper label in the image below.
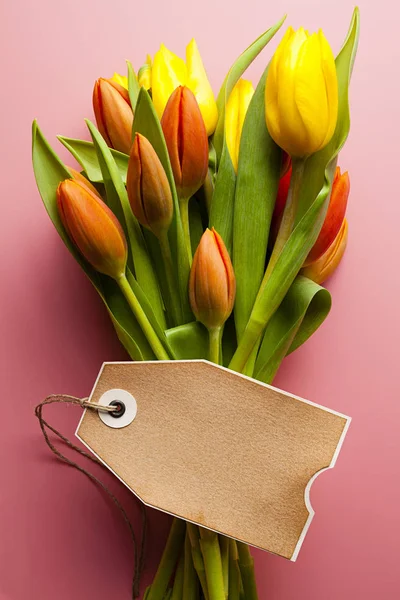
[76,360,350,560]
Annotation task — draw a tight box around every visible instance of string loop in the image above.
[34,394,147,599]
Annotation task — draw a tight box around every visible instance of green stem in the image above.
[209,327,222,364]
[117,274,170,361]
[187,524,209,600]
[199,529,226,600]
[236,542,258,600]
[147,518,186,600]
[179,197,192,265]
[158,230,183,327]
[183,531,200,599]
[265,157,306,279]
[171,551,184,600]
[228,541,241,600]
[219,535,229,598]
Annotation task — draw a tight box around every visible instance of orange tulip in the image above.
[93,78,133,155]
[57,179,127,279]
[161,85,208,200]
[301,218,348,284]
[189,228,236,330]
[271,166,350,264]
[68,166,100,197]
[304,167,350,265]
[126,133,173,238]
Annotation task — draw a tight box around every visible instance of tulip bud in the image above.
[126,133,173,238]
[93,78,133,155]
[265,27,338,158]
[225,79,255,172]
[162,86,208,200]
[301,218,348,284]
[111,72,129,89]
[138,55,152,91]
[189,228,236,330]
[68,166,101,197]
[304,167,350,265]
[57,179,127,279]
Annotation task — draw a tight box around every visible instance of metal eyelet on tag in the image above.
[97,389,137,429]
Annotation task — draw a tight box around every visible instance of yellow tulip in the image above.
[152,40,218,136]
[265,27,338,158]
[111,72,128,90]
[138,55,152,90]
[225,79,255,172]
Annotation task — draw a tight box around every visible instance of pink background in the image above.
[1,0,398,598]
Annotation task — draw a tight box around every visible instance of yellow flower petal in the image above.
[111,72,128,89]
[152,44,187,118]
[186,39,218,135]
[226,79,254,172]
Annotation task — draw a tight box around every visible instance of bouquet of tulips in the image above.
[32,7,359,600]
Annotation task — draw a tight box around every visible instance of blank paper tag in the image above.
[76,360,350,561]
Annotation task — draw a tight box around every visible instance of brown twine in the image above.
[34,394,147,599]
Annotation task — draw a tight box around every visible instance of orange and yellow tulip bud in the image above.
[138,55,152,91]
[68,166,100,197]
[126,133,173,238]
[93,78,133,155]
[225,78,255,172]
[152,40,218,135]
[189,228,236,330]
[57,179,127,279]
[305,167,350,265]
[265,27,338,158]
[301,218,348,284]
[162,86,208,201]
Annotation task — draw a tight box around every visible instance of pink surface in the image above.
[1,0,398,598]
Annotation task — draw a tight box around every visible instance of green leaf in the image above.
[254,276,331,383]
[58,136,129,183]
[85,119,166,330]
[166,322,208,360]
[32,120,154,361]
[132,89,193,323]
[165,319,236,366]
[209,16,285,252]
[233,64,281,340]
[296,7,360,223]
[127,60,140,111]
[213,15,286,160]
[208,151,236,252]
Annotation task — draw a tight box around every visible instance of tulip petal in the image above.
[294,33,329,153]
[225,79,254,172]
[180,87,209,198]
[301,218,348,284]
[100,80,133,154]
[112,72,129,89]
[186,39,218,135]
[318,30,339,147]
[152,44,187,119]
